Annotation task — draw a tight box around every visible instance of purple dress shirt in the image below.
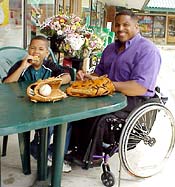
[95,33,162,97]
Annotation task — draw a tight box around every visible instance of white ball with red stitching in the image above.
[39,84,52,96]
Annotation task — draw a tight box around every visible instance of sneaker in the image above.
[48,154,52,166]
[48,155,72,173]
[63,161,72,173]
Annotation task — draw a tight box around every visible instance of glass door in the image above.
[0,0,63,47]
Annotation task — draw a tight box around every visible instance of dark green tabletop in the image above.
[0,81,127,136]
[0,81,127,187]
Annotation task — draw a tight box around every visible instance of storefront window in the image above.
[82,0,90,26]
[167,16,175,43]
[96,1,104,27]
[153,16,166,38]
[138,15,153,38]
[90,0,97,26]
[29,0,56,39]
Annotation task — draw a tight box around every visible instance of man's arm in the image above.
[113,80,147,96]
[77,70,147,96]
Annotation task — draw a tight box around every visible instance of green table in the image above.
[0,81,127,187]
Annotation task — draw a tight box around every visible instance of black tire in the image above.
[101,171,115,187]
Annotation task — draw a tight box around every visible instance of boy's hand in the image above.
[21,55,40,69]
[27,55,40,64]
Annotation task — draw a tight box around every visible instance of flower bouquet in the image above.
[40,14,85,53]
[40,14,83,38]
[40,14,105,71]
[40,14,104,59]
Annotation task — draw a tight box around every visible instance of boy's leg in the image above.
[48,123,72,157]
[30,130,40,160]
[31,127,54,160]
[48,126,54,157]
[64,123,72,155]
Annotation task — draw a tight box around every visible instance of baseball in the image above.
[39,84,52,96]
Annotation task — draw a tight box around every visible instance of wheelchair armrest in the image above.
[155,86,168,104]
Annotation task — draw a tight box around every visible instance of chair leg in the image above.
[2,136,8,157]
[18,131,31,175]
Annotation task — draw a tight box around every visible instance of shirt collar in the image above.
[115,33,141,51]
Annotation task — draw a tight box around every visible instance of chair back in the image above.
[0,46,27,83]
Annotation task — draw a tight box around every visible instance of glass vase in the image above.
[71,57,83,71]
[63,57,83,71]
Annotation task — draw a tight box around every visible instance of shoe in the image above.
[48,155,72,173]
[48,154,52,166]
[63,161,72,173]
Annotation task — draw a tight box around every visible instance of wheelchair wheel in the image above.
[119,103,175,178]
[101,171,115,187]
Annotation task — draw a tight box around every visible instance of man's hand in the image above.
[76,70,99,80]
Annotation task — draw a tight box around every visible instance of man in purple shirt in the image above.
[68,10,162,166]
[78,10,161,98]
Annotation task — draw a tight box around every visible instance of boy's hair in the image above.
[116,9,138,22]
[30,35,49,48]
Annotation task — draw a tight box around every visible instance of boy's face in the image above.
[28,39,49,68]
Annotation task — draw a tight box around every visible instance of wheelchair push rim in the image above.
[119,103,175,178]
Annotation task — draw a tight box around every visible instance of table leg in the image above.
[51,123,67,187]
[18,131,31,175]
[37,128,48,180]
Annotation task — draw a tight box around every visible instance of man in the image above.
[69,9,162,166]
[3,35,72,172]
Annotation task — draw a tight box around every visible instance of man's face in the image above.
[28,39,49,68]
[114,15,139,43]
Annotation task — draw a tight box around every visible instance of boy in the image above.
[3,35,72,172]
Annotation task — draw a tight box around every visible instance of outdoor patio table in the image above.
[0,81,127,187]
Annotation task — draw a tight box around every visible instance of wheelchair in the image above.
[81,88,175,187]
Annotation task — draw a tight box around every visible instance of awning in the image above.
[103,0,150,10]
[144,0,175,12]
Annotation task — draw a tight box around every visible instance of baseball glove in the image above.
[27,77,67,103]
[66,76,115,97]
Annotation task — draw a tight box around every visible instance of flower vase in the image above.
[71,57,83,71]
[63,57,72,68]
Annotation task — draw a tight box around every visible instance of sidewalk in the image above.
[1,46,175,187]
[157,45,175,105]
[1,132,175,187]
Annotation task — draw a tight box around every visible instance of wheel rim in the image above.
[119,103,175,178]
